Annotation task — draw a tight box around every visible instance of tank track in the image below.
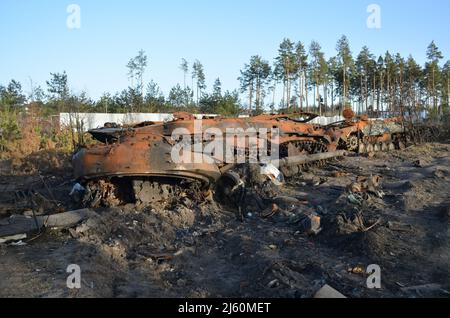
[280,140,329,177]
[81,177,204,208]
[338,125,441,154]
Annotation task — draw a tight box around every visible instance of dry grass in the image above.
[0,111,90,175]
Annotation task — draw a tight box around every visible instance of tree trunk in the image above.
[447,77,450,112]
[387,74,391,114]
[304,71,309,111]
[256,77,261,112]
[287,76,291,110]
[331,80,334,114]
[249,82,253,114]
[272,82,276,111]
[343,67,346,113]
[359,75,363,114]
[432,67,436,113]
[364,74,368,113]
[299,72,303,111]
[372,75,376,114]
[379,72,383,113]
[313,84,316,110]
[317,83,321,116]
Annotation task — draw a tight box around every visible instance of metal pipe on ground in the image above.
[273,150,348,168]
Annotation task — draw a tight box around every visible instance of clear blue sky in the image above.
[1,0,449,100]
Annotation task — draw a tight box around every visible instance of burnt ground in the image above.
[0,142,449,298]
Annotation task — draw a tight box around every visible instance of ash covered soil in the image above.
[0,142,449,298]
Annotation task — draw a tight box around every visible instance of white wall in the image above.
[310,115,344,125]
[60,113,344,131]
[60,113,217,130]
[60,113,174,130]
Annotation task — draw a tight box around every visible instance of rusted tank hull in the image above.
[325,114,439,153]
[72,112,338,207]
[73,137,222,185]
[73,112,332,183]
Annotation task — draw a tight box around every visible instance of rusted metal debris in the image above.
[0,209,96,240]
[72,111,439,207]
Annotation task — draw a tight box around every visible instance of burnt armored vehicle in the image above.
[324,109,440,153]
[72,112,344,207]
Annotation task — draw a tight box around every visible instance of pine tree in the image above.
[327,57,339,113]
[404,55,422,118]
[192,60,206,106]
[426,41,443,114]
[275,39,296,109]
[239,56,271,114]
[441,60,450,116]
[179,58,189,90]
[336,35,353,113]
[309,41,328,115]
[295,42,308,111]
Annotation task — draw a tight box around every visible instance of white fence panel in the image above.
[310,116,344,125]
[60,113,345,131]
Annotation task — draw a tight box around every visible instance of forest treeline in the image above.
[1,35,449,121]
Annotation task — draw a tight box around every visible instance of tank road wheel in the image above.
[373,143,381,152]
[381,142,388,152]
[388,142,396,151]
[281,165,299,178]
[358,143,366,154]
[366,143,374,153]
[398,141,406,150]
[290,165,300,175]
[347,136,359,152]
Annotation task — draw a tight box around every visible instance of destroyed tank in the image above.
[72,112,344,207]
[324,109,440,153]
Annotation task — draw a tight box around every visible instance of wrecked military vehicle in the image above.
[72,112,346,207]
[324,109,440,153]
[72,111,439,208]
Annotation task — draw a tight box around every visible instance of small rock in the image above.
[297,211,322,235]
[272,196,302,209]
[267,279,279,288]
[0,233,27,244]
[23,210,34,217]
[350,183,363,193]
[333,171,348,178]
[347,194,363,205]
[413,159,428,168]
[434,168,449,179]
[9,240,27,246]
